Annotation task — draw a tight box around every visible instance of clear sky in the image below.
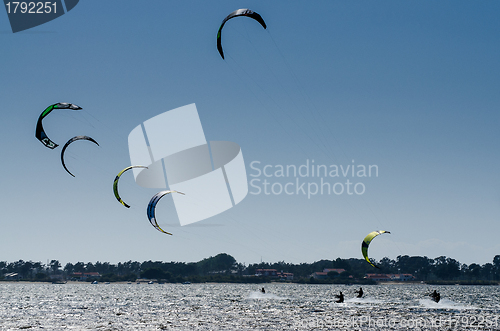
[1,1,499,266]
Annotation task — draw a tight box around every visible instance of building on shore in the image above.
[365,273,415,282]
[255,269,294,281]
[4,272,21,280]
[70,272,101,281]
[310,268,346,280]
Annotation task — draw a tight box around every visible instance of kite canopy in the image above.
[60,135,99,177]
[35,103,82,149]
[217,8,266,59]
[361,230,390,268]
[113,165,148,208]
[147,190,185,235]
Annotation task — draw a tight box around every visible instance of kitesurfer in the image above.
[261,287,265,294]
[355,287,363,298]
[429,290,440,303]
[335,291,344,303]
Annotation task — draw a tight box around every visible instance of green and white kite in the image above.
[35,103,82,149]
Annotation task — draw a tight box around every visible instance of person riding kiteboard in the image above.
[355,287,363,298]
[429,290,440,303]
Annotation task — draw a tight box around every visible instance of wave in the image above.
[246,291,286,300]
[418,298,475,310]
[345,297,385,304]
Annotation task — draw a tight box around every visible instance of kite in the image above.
[147,190,185,235]
[361,230,390,268]
[217,8,266,59]
[60,135,99,177]
[35,103,82,149]
[113,165,148,208]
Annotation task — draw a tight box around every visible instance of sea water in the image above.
[0,283,499,330]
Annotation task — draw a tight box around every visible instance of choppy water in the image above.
[0,283,499,330]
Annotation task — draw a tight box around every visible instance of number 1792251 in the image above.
[5,2,57,14]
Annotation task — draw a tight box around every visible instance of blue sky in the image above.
[1,1,499,266]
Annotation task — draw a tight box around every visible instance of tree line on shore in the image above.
[1,253,500,284]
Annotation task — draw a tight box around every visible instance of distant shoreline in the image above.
[1,280,498,286]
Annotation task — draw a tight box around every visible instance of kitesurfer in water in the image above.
[261,287,265,294]
[335,291,344,303]
[355,287,363,298]
[429,290,440,303]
